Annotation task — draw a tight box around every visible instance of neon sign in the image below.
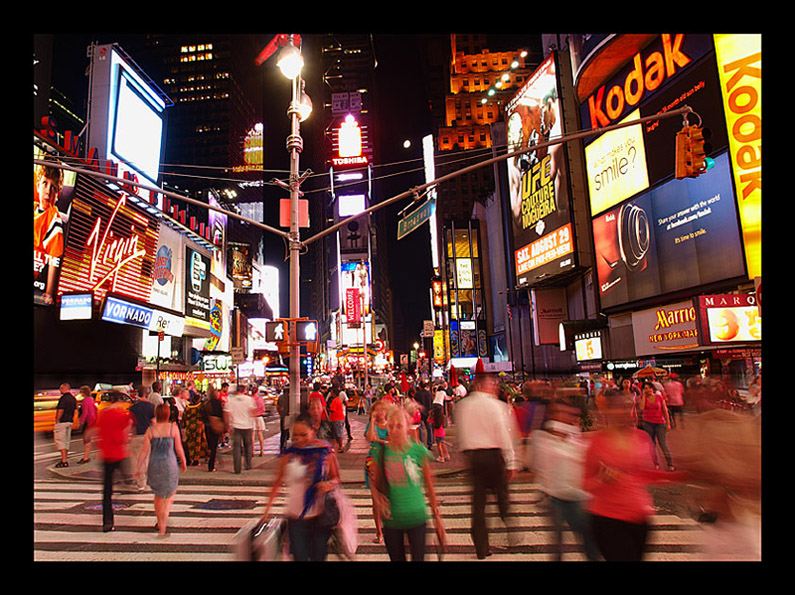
[86,193,147,292]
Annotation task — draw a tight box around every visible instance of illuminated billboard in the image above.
[696,294,761,345]
[88,44,168,185]
[714,34,762,279]
[505,53,576,285]
[593,152,745,309]
[34,147,77,306]
[57,172,159,306]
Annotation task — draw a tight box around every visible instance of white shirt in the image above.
[433,390,446,406]
[225,394,255,429]
[531,425,589,501]
[455,391,518,470]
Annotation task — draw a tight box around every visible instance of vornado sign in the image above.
[583,34,711,131]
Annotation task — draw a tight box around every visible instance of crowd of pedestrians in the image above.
[50,366,760,561]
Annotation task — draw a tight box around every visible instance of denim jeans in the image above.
[232,428,252,473]
[641,421,673,468]
[287,517,332,561]
[549,497,602,561]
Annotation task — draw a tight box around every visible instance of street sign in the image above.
[230,347,245,364]
[397,198,435,240]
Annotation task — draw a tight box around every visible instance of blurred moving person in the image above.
[96,391,134,532]
[202,385,225,472]
[364,400,389,544]
[260,412,340,561]
[76,385,98,465]
[53,383,77,468]
[531,400,601,561]
[224,384,257,474]
[371,406,445,561]
[638,382,675,471]
[127,386,155,488]
[584,391,686,561]
[135,403,187,536]
[455,372,519,559]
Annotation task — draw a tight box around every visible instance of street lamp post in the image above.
[287,70,303,425]
[258,33,312,423]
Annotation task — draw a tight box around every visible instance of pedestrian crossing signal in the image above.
[265,320,286,343]
[295,320,319,353]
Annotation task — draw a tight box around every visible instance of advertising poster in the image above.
[697,294,761,345]
[593,152,745,309]
[585,109,650,216]
[714,34,762,279]
[228,242,252,291]
[149,223,183,311]
[185,247,211,325]
[505,53,575,285]
[34,149,76,306]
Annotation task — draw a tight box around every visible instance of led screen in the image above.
[111,69,164,183]
[593,151,745,309]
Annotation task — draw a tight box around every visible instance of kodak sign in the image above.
[585,34,698,130]
[714,34,762,279]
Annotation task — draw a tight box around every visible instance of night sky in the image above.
[43,33,436,354]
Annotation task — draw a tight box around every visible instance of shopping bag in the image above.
[233,516,286,561]
[332,487,358,560]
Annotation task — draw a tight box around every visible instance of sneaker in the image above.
[55,461,69,468]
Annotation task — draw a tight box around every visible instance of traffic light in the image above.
[675,125,714,179]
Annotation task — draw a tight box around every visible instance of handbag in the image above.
[209,415,225,434]
[317,488,341,529]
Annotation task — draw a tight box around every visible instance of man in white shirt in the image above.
[224,384,257,473]
[531,400,601,561]
[148,381,164,407]
[455,373,520,559]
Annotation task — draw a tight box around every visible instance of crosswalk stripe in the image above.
[34,478,705,561]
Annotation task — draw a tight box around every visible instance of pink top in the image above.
[642,395,666,424]
[584,429,665,524]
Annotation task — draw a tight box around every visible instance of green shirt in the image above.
[375,440,432,529]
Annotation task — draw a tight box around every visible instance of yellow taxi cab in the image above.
[93,389,135,413]
[34,386,134,434]
[33,390,82,434]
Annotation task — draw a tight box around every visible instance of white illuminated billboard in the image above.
[89,44,168,185]
[338,194,367,217]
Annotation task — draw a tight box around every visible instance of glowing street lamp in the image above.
[256,33,312,423]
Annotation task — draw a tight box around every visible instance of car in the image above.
[92,389,135,413]
[33,390,83,434]
[344,387,363,411]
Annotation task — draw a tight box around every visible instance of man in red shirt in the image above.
[96,392,134,532]
[327,386,345,453]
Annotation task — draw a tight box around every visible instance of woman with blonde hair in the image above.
[371,405,446,561]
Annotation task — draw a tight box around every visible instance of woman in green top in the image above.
[372,405,446,561]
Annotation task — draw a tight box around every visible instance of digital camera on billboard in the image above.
[594,201,649,291]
